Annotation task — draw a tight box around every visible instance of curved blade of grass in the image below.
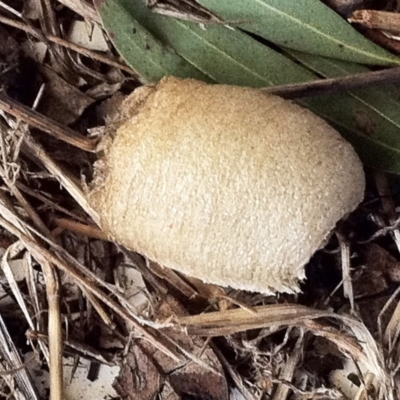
[93,0,209,82]
[197,0,400,66]
[119,0,316,86]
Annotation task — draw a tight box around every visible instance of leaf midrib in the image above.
[172,21,274,85]
[250,0,396,65]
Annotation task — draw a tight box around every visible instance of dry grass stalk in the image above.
[57,0,100,23]
[173,303,391,397]
[271,330,304,400]
[336,232,355,313]
[0,196,63,400]
[0,314,40,399]
[54,218,109,241]
[0,207,184,359]
[0,14,136,75]
[0,177,230,383]
[0,93,98,152]
[27,330,116,366]
[22,134,100,224]
[0,110,64,400]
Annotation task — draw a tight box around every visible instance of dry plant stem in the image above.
[301,319,386,387]
[175,304,331,336]
[29,331,115,365]
[8,184,53,239]
[38,0,73,77]
[81,288,116,329]
[272,330,304,400]
[378,283,400,353]
[1,197,63,399]
[147,261,200,299]
[350,10,400,32]
[23,134,100,224]
[214,294,258,315]
[23,252,50,361]
[336,232,354,313]
[0,193,188,369]
[0,127,52,237]
[0,360,34,376]
[5,242,51,365]
[174,304,381,373]
[0,314,40,399]
[0,14,136,75]
[40,0,60,37]
[22,137,126,329]
[123,250,171,296]
[57,0,101,23]
[16,182,86,222]
[0,194,63,400]
[54,217,109,241]
[0,1,22,18]
[0,213,182,362]
[0,93,97,152]
[211,342,259,400]
[383,296,400,350]
[5,210,223,376]
[42,262,63,400]
[264,66,400,99]
[363,28,400,55]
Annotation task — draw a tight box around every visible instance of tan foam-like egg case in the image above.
[88,77,365,294]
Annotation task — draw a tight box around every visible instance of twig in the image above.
[0,14,137,76]
[28,330,115,366]
[0,1,22,18]
[0,93,98,152]
[263,66,400,99]
[336,232,354,313]
[363,28,400,55]
[350,10,400,32]
[54,217,108,241]
[16,182,86,222]
[22,135,100,224]
[42,261,62,400]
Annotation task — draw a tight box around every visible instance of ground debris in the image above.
[0,1,400,400]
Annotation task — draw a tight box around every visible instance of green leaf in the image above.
[301,93,400,173]
[117,0,316,86]
[97,0,400,173]
[197,0,400,66]
[333,125,400,173]
[93,0,209,82]
[286,52,400,172]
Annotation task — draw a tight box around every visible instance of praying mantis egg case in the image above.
[88,77,365,294]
